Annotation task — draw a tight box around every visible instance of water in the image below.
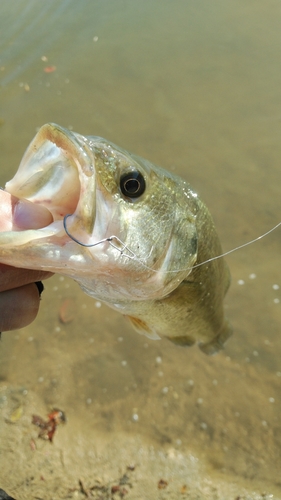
[0,1,280,498]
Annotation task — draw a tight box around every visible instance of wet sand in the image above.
[0,0,280,498]
[0,275,280,499]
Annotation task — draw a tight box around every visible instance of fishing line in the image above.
[63,213,281,275]
[192,221,281,270]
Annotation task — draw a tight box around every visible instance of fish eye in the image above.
[120,170,146,198]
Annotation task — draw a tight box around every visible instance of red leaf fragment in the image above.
[44,65,56,73]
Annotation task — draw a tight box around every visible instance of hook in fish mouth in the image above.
[63,213,136,259]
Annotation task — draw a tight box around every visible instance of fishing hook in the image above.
[63,214,136,260]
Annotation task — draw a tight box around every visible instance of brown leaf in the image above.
[158,479,168,489]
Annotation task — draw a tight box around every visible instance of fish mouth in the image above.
[5,123,97,245]
[0,123,128,285]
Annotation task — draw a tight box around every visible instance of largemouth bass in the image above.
[0,123,232,353]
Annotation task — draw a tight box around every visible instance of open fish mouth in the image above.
[4,123,97,247]
[0,124,110,277]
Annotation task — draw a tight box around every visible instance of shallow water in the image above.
[0,1,280,498]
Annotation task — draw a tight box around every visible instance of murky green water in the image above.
[0,1,280,499]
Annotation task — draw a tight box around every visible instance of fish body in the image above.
[0,123,232,353]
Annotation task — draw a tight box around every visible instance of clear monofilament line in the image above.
[63,214,281,275]
[192,221,281,271]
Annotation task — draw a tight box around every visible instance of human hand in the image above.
[0,190,53,331]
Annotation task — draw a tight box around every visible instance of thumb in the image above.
[13,198,53,229]
[0,190,53,230]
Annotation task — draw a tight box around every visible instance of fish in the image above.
[0,123,232,353]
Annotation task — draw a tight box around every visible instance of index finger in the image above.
[0,263,53,293]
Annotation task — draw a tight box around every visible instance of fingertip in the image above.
[0,283,41,331]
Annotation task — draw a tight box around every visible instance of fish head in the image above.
[1,123,198,303]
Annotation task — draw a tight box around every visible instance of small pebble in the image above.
[269,397,275,403]
[272,284,279,290]
[249,273,256,279]
[121,360,127,367]
[237,279,245,285]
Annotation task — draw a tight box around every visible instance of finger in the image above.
[0,283,42,331]
[0,264,53,293]
[0,190,53,231]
